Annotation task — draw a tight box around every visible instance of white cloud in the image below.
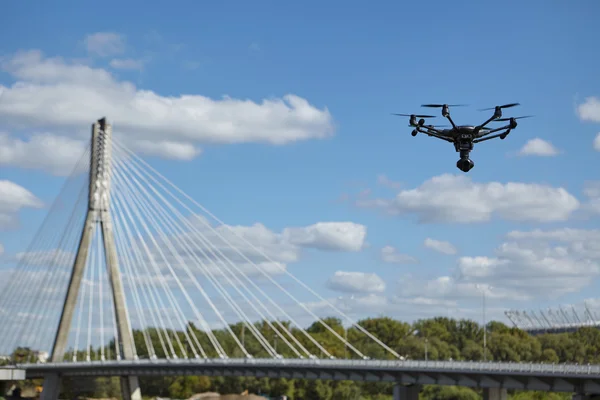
[387,228,600,310]
[518,138,559,156]
[583,181,600,215]
[0,243,4,256]
[128,138,200,161]
[424,238,457,255]
[85,32,125,57]
[594,132,600,151]
[282,222,366,252]
[577,97,600,123]
[398,276,524,302]
[376,174,401,190]
[0,133,87,175]
[455,228,600,299]
[0,180,44,229]
[356,174,580,223]
[380,245,417,264]
[326,271,385,294]
[0,49,335,162]
[109,58,145,70]
[109,58,144,70]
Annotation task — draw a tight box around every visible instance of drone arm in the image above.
[417,125,445,135]
[444,114,459,130]
[473,129,511,143]
[476,115,498,131]
[419,130,454,143]
[416,126,453,142]
[475,124,512,138]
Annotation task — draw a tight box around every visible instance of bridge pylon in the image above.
[42,118,141,400]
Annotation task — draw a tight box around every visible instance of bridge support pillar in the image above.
[393,384,420,400]
[483,388,507,400]
[40,373,61,400]
[121,376,142,400]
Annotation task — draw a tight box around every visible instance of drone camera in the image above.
[456,158,474,173]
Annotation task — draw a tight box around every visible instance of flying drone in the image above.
[393,103,532,172]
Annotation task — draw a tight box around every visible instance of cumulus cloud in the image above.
[577,97,600,123]
[594,133,600,151]
[109,58,145,70]
[85,32,126,57]
[518,138,559,156]
[326,271,386,294]
[0,180,44,229]
[387,227,600,311]
[356,174,579,223]
[584,181,600,215]
[282,222,366,252]
[0,49,334,168]
[0,133,87,176]
[424,238,457,255]
[380,245,417,264]
[457,228,600,299]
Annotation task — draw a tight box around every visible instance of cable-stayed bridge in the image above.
[1,118,600,400]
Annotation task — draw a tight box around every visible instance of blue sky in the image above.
[1,0,600,340]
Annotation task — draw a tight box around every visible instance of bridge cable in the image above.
[112,140,361,359]
[114,159,246,358]
[111,198,157,359]
[113,143,335,359]
[116,140,402,359]
[115,156,283,359]
[113,159,233,358]
[111,191,175,359]
[111,169,197,360]
[113,171,191,360]
[0,158,90,357]
[114,151,314,359]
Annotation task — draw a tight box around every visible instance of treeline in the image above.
[8,316,600,400]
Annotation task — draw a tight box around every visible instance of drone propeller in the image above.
[421,104,467,108]
[478,103,520,111]
[408,124,449,127]
[493,115,533,122]
[392,113,436,118]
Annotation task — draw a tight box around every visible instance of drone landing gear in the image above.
[456,150,475,173]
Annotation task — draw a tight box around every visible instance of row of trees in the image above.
[7,316,599,399]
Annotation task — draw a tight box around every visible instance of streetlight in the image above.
[476,284,493,361]
[338,295,354,359]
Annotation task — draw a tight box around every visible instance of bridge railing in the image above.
[19,358,600,375]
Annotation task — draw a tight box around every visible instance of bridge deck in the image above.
[19,359,600,394]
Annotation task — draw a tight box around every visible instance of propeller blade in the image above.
[478,103,521,111]
[421,104,467,108]
[392,113,436,118]
[493,115,533,122]
[409,124,449,128]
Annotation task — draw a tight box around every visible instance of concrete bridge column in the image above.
[39,374,61,400]
[121,376,142,400]
[483,388,507,400]
[393,384,420,400]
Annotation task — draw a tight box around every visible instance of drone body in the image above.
[394,103,531,172]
